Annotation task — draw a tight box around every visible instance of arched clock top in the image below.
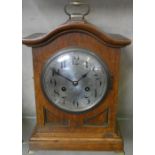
[22,21,131,48]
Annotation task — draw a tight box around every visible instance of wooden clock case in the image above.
[23,16,131,152]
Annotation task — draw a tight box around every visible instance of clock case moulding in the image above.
[23,13,131,152]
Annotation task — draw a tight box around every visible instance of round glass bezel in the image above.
[41,47,110,113]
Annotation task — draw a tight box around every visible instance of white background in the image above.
[0,0,155,155]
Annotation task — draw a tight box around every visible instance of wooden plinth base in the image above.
[29,124,124,152]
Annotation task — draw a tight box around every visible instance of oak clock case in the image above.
[23,1,131,153]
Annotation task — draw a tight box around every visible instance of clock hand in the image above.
[53,68,73,83]
[77,70,90,82]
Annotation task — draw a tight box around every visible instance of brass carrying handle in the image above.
[64,1,90,20]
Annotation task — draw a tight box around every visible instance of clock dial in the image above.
[41,48,110,113]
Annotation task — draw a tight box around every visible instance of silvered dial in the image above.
[41,48,109,113]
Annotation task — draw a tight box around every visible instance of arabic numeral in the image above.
[100,81,102,86]
[95,89,97,98]
[50,79,52,84]
[54,89,59,96]
[85,61,88,68]
[61,61,66,69]
[54,79,57,86]
[51,68,59,76]
[72,56,80,65]
[73,100,79,108]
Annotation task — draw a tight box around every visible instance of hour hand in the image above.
[52,68,73,83]
[78,70,90,82]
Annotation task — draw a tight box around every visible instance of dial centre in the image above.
[73,81,78,86]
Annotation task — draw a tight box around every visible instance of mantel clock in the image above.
[23,2,131,154]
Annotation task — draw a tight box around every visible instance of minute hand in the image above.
[77,70,90,82]
[54,70,73,83]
